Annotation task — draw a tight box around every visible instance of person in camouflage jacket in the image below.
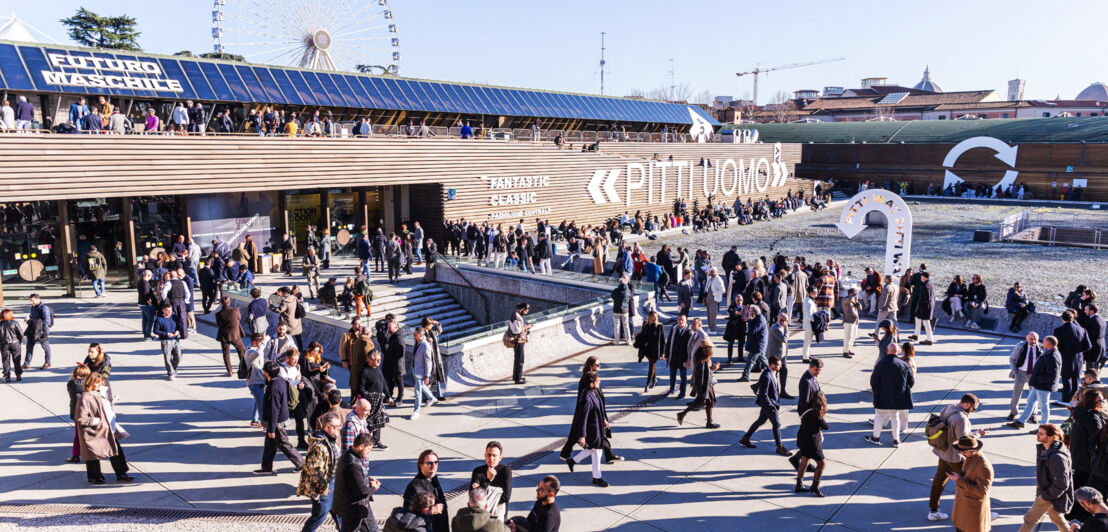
[298,412,343,531]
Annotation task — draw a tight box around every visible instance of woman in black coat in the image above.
[1069,389,1106,520]
[723,294,748,364]
[637,311,666,391]
[942,275,968,320]
[403,449,448,532]
[565,372,613,487]
[796,391,829,497]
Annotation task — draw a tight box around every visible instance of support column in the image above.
[121,198,137,287]
[56,200,76,298]
[278,192,290,236]
[178,195,193,240]
[356,189,369,234]
[320,188,332,235]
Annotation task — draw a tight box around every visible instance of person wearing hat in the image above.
[928,393,985,522]
[948,434,994,532]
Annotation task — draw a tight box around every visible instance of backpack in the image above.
[288,383,300,410]
[925,409,963,451]
[294,300,307,319]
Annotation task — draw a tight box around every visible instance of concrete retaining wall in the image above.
[429,263,611,324]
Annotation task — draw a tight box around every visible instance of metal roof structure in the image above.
[0,40,718,127]
[720,116,1108,143]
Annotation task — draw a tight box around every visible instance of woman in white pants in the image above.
[566,373,613,487]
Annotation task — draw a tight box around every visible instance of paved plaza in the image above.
[0,255,1052,531]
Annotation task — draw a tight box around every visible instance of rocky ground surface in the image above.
[638,203,1108,314]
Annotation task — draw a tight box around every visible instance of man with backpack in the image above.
[353,270,373,318]
[925,393,983,522]
[86,245,108,298]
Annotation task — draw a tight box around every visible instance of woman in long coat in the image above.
[566,372,612,487]
[75,373,133,484]
[637,311,666,391]
[676,340,720,429]
[950,435,993,532]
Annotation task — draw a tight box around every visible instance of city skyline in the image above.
[6,0,1107,102]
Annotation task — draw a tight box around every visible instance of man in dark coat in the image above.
[1055,310,1093,402]
[909,270,935,345]
[1084,304,1106,371]
[866,343,915,446]
[215,296,245,377]
[333,433,380,532]
[23,294,53,369]
[1017,424,1073,531]
[738,307,767,383]
[381,320,405,405]
[355,348,389,450]
[565,373,612,487]
[256,361,304,474]
[676,270,694,317]
[740,355,790,456]
[1010,336,1064,429]
[198,263,219,314]
[907,263,927,321]
[790,358,824,472]
[665,314,692,398]
[721,246,739,289]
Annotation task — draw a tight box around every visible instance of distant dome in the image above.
[913,66,941,93]
[1076,82,1108,102]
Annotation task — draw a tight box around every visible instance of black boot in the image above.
[810,481,824,497]
[795,480,808,493]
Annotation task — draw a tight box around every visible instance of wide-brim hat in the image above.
[952,435,984,451]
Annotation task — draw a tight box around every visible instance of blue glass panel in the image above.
[156,59,196,99]
[653,101,670,123]
[392,79,424,110]
[179,61,216,100]
[341,75,373,108]
[484,87,511,115]
[458,85,488,115]
[615,98,635,122]
[0,44,33,90]
[668,103,688,124]
[270,69,306,105]
[513,90,539,116]
[519,91,545,116]
[17,46,65,93]
[407,81,435,111]
[365,77,396,109]
[541,93,564,118]
[436,84,463,113]
[372,78,403,109]
[235,65,267,102]
[501,89,527,116]
[198,62,234,101]
[644,101,661,123]
[556,93,579,119]
[319,73,354,107]
[430,83,458,113]
[448,84,478,114]
[632,99,653,123]
[578,95,603,120]
[296,71,330,106]
[216,63,251,101]
[378,78,409,109]
[421,81,447,112]
[252,67,286,103]
[294,71,326,106]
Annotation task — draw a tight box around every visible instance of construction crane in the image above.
[736,57,845,106]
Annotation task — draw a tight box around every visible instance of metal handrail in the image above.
[430,251,491,323]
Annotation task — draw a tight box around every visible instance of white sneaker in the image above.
[411,411,420,420]
[863,435,882,446]
[927,510,949,521]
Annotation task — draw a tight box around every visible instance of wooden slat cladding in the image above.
[799,143,1108,200]
[0,134,808,228]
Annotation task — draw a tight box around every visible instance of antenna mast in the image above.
[669,58,675,101]
[599,32,606,95]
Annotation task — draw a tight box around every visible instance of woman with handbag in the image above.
[637,311,665,392]
[75,373,133,484]
[676,340,721,429]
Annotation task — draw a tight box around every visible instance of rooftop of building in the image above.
[719,115,1108,143]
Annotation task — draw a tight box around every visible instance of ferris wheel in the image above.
[211,0,401,74]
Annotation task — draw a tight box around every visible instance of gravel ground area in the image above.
[0,514,303,531]
[639,203,1108,314]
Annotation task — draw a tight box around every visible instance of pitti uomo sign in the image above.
[42,53,185,93]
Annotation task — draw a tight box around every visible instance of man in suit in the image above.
[385,232,402,283]
[665,314,692,399]
[788,261,808,321]
[740,355,791,457]
[1007,332,1041,422]
[766,312,793,399]
[791,358,824,471]
[1008,336,1063,429]
[738,307,767,383]
[1055,309,1093,402]
[685,318,709,365]
[215,296,245,378]
[770,269,790,322]
[721,246,739,290]
[1084,304,1106,371]
[677,270,694,317]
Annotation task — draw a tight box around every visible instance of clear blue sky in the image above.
[5,0,1105,101]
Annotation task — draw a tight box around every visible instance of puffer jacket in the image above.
[1069,407,1106,474]
[1035,440,1074,513]
[383,506,431,532]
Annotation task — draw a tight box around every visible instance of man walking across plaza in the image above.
[23,294,53,370]
[865,342,913,447]
[1007,332,1041,422]
[909,271,936,346]
[801,287,818,362]
[677,270,694,317]
[298,412,343,532]
[927,393,983,522]
[1056,309,1093,402]
[738,307,766,383]
[790,358,823,472]
[1017,423,1073,532]
[740,355,791,457]
[611,276,632,346]
[410,328,437,420]
[704,268,725,333]
[216,296,246,377]
[333,432,380,532]
[665,314,691,398]
[385,232,402,283]
[256,360,304,475]
[1009,336,1063,430]
[86,245,108,298]
[766,312,793,399]
[1086,304,1107,371]
[153,304,183,380]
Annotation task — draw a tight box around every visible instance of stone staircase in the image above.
[369,283,481,333]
